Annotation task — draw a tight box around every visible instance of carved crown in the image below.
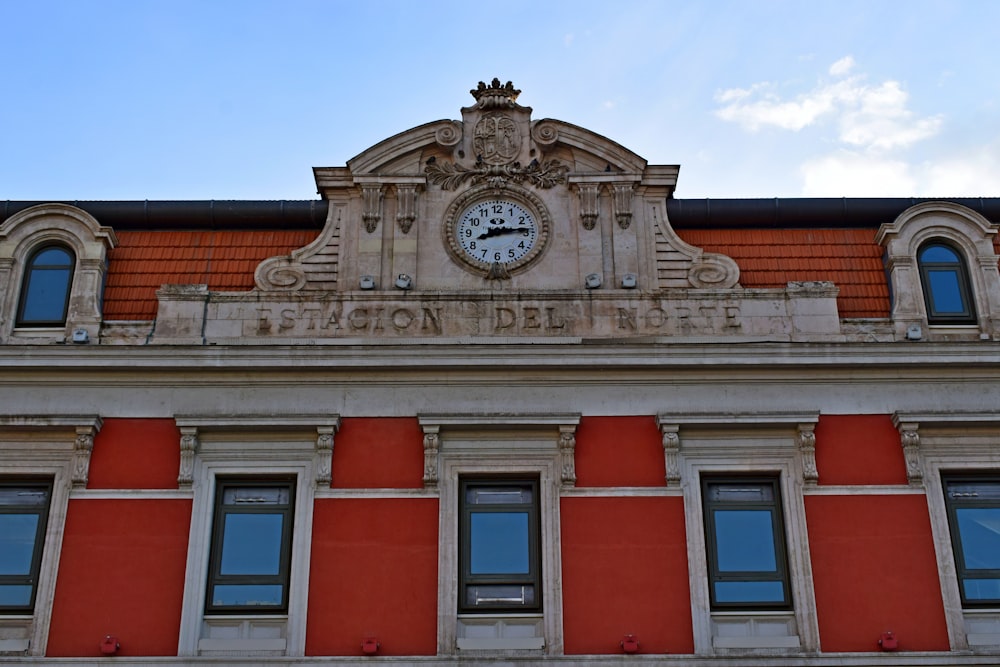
[470,78,521,109]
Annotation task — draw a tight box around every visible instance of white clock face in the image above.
[456,199,538,266]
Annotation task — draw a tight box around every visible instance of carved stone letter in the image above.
[315,426,336,487]
[798,423,818,485]
[660,424,681,485]
[178,427,199,488]
[577,183,600,231]
[612,183,634,230]
[422,426,440,488]
[362,185,383,233]
[559,426,577,488]
[72,426,97,488]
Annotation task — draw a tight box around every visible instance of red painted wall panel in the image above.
[331,418,424,489]
[575,416,665,487]
[806,494,950,652]
[306,498,438,656]
[88,418,180,489]
[815,415,908,486]
[561,496,694,655]
[46,499,191,657]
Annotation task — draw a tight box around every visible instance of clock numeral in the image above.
[494,252,501,261]
[470,217,480,226]
[478,208,487,217]
[517,241,525,249]
[492,204,503,213]
[464,229,472,237]
[469,241,476,250]
[518,216,525,224]
[480,249,487,258]
[508,249,515,258]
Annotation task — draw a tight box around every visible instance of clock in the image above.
[444,188,550,276]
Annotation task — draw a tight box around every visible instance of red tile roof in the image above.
[677,228,890,318]
[103,230,319,320]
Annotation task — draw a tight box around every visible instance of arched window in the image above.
[918,242,975,324]
[16,245,76,327]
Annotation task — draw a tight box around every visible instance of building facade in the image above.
[2,80,1000,665]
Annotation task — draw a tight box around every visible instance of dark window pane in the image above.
[0,585,33,607]
[964,579,1000,601]
[212,584,284,607]
[707,483,774,503]
[219,513,283,575]
[470,512,529,574]
[20,268,72,322]
[949,482,1000,500]
[466,584,535,607]
[927,270,966,314]
[956,508,1000,569]
[715,580,787,603]
[714,509,777,572]
[0,515,40,575]
[223,486,290,505]
[466,486,532,505]
[0,488,50,507]
[921,245,960,263]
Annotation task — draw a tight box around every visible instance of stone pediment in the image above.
[150,80,843,344]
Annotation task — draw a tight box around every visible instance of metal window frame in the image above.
[0,479,53,614]
[205,477,296,614]
[918,241,976,324]
[458,477,542,614]
[15,244,76,327]
[701,475,792,611]
[942,474,1000,608]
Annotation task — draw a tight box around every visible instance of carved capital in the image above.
[315,426,336,487]
[178,427,199,488]
[362,184,383,233]
[797,423,818,485]
[559,426,577,488]
[660,424,681,485]
[612,183,634,230]
[72,426,97,488]
[394,184,420,234]
[422,426,440,488]
[576,183,600,231]
[897,422,923,485]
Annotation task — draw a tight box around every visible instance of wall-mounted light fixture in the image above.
[621,273,637,289]
[620,634,639,654]
[359,275,376,290]
[394,274,413,290]
[585,273,602,289]
[361,637,380,655]
[100,635,120,655]
[72,329,90,344]
[878,631,898,651]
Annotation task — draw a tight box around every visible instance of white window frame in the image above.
[0,415,101,656]
[896,411,1000,651]
[660,412,820,655]
[175,415,337,658]
[421,413,577,657]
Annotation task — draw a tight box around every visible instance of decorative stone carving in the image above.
[361,185,383,234]
[660,424,681,485]
[395,184,419,234]
[469,78,520,110]
[612,183,634,230]
[798,423,818,485]
[651,202,742,290]
[178,427,199,488]
[531,120,559,147]
[474,113,520,165]
[897,422,923,485]
[434,121,462,147]
[576,183,600,231]
[422,426,440,488]
[72,426,96,488]
[315,426,336,487]
[559,426,577,488]
[424,158,567,191]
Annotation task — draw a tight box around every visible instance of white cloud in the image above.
[800,151,917,196]
[563,33,574,47]
[923,146,1000,195]
[828,55,855,77]
[714,57,942,152]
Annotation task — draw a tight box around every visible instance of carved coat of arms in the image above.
[474,113,519,165]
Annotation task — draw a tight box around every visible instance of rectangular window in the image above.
[206,479,295,614]
[0,481,52,613]
[459,478,541,614]
[943,476,1000,607]
[702,476,791,610]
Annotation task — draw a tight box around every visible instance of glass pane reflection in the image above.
[714,509,777,572]
[220,513,283,575]
[470,512,529,574]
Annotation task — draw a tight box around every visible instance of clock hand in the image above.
[477,226,530,240]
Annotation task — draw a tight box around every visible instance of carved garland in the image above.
[559,426,577,488]
[425,158,568,191]
[577,183,600,231]
[72,426,98,488]
[897,422,923,485]
[422,427,440,488]
[315,426,336,487]
[178,427,199,488]
[660,424,681,485]
[361,185,383,234]
[797,424,818,484]
[395,184,419,234]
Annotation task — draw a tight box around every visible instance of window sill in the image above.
[456,613,545,651]
[711,610,800,650]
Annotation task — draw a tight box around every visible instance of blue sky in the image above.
[2,0,997,200]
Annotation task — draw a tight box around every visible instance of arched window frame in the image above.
[877,202,1000,340]
[916,240,976,325]
[0,204,116,343]
[15,244,77,327]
